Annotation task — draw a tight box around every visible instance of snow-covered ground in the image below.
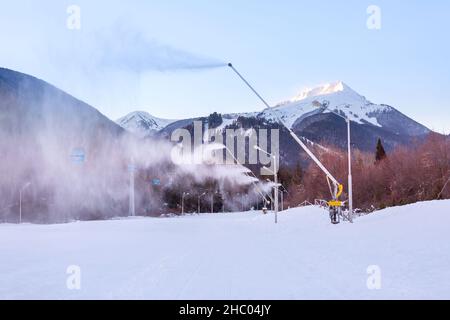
[1,200,449,300]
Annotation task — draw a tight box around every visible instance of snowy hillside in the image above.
[1,200,449,300]
[261,81,426,134]
[117,111,177,137]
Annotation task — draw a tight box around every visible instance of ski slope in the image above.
[1,200,449,300]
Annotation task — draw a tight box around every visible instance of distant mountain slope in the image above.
[117,111,177,138]
[0,68,124,138]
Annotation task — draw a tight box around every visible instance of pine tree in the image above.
[375,138,387,163]
[208,112,223,129]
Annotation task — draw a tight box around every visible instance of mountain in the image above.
[120,81,431,167]
[0,68,125,138]
[117,111,177,138]
[0,67,134,222]
[263,81,430,137]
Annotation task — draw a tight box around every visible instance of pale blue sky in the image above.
[0,0,449,132]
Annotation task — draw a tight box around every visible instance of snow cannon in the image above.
[328,184,344,224]
[227,63,351,225]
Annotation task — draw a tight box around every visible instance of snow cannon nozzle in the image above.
[228,63,233,68]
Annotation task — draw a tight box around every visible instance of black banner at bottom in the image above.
[0,300,445,319]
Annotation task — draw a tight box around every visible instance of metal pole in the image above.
[281,190,284,212]
[274,156,278,224]
[182,193,185,215]
[211,193,214,214]
[198,197,201,214]
[129,164,135,217]
[18,182,31,224]
[347,118,353,223]
[228,64,272,109]
[19,190,22,224]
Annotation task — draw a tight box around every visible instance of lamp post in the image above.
[198,192,206,214]
[182,192,189,215]
[255,146,278,224]
[128,162,136,217]
[316,102,353,222]
[242,195,247,212]
[267,179,284,213]
[19,182,31,224]
[211,192,214,214]
[210,190,219,214]
[278,184,289,212]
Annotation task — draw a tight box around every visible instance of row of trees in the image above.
[285,133,450,212]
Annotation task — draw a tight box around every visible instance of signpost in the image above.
[70,148,86,164]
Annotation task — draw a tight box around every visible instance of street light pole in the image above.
[128,162,136,217]
[198,192,206,214]
[19,190,22,224]
[19,182,31,224]
[273,155,279,224]
[347,118,353,222]
[211,192,214,214]
[182,192,189,215]
[255,146,279,224]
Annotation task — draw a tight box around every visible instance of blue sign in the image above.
[70,148,86,164]
[152,179,161,186]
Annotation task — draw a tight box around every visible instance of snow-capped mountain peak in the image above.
[262,81,393,128]
[117,111,177,138]
[291,81,354,102]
